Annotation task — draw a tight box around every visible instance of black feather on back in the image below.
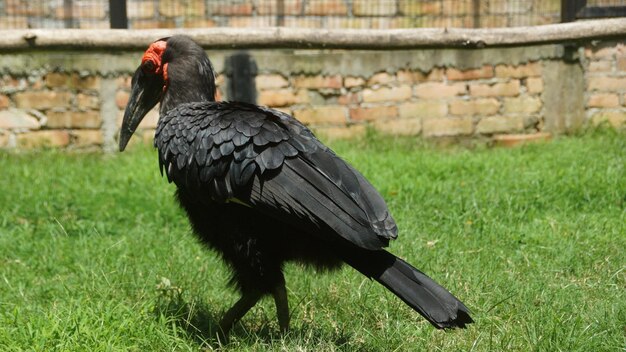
[155,101,397,250]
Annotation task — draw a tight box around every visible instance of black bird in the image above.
[119,35,472,335]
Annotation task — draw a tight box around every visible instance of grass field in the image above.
[0,130,624,351]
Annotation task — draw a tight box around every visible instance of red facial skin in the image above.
[141,40,168,90]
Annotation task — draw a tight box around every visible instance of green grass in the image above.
[0,130,624,351]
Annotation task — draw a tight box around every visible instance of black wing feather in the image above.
[155,101,397,250]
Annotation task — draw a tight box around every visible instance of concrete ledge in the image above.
[0,18,625,51]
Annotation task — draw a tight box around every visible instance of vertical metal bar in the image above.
[561,0,587,22]
[63,0,73,28]
[110,0,128,28]
[277,0,285,26]
[472,0,481,28]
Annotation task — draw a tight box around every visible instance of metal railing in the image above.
[0,0,624,30]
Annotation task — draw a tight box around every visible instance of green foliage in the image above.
[0,131,624,351]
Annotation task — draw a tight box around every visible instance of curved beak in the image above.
[119,67,164,152]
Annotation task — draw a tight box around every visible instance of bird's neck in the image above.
[160,56,217,115]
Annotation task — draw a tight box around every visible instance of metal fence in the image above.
[0,0,624,30]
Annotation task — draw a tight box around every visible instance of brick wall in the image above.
[0,40,624,150]
[0,0,561,30]
[584,42,626,128]
[254,61,544,140]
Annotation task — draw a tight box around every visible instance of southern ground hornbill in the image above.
[119,35,472,335]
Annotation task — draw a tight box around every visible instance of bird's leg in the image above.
[218,290,262,336]
[272,282,290,333]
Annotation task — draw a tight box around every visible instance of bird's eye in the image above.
[142,60,156,73]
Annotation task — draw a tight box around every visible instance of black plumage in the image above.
[119,35,473,335]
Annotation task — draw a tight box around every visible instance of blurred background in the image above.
[1,0,625,30]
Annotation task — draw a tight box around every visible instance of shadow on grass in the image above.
[153,293,357,349]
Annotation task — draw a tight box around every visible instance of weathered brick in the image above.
[476,115,524,134]
[0,94,9,109]
[591,111,626,127]
[7,1,47,15]
[293,106,346,125]
[502,96,542,114]
[495,62,542,78]
[399,1,441,15]
[158,0,204,17]
[478,15,509,27]
[71,74,100,90]
[45,72,70,88]
[526,77,543,94]
[344,76,365,88]
[66,3,107,18]
[436,17,472,28]
[17,130,70,148]
[353,0,397,16]
[415,82,466,99]
[183,19,217,28]
[349,106,398,121]
[131,19,176,29]
[588,76,626,91]
[116,76,132,90]
[338,92,359,105]
[72,130,103,147]
[127,1,155,19]
[585,45,617,59]
[227,16,274,28]
[587,93,619,108]
[207,1,253,15]
[469,80,520,97]
[367,72,394,86]
[76,93,100,110]
[0,109,40,129]
[374,118,422,136]
[425,68,445,81]
[257,0,302,15]
[14,91,72,110]
[617,57,626,72]
[397,69,426,83]
[588,60,613,73]
[423,117,473,137]
[305,0,348,15]
[362,85,412,103]
[256,74,289,90]
[77,20,110,29]
[47,110,102,129]
[293,75,342,89]
[259,89,309,107]
[449,98,500,116]
[589,76,626,91]
[115,91,130,109]
[443,0,473,14]
[398,101,447,119]
[447,65,494,81]
[0,76,26,93]
[0,132,9,148]
[314,125,366,140]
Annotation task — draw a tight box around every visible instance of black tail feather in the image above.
[345,249,473,329]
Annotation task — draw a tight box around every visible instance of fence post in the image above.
[110,0,128,29]
[472,0,481,28]
[63,0,73,28]
[561,0,586,22]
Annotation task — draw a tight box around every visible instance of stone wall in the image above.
[0,39,624,150]
[0,0,561,30]
[584,42,626,128]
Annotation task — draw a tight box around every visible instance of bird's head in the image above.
[119,35,216,151]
